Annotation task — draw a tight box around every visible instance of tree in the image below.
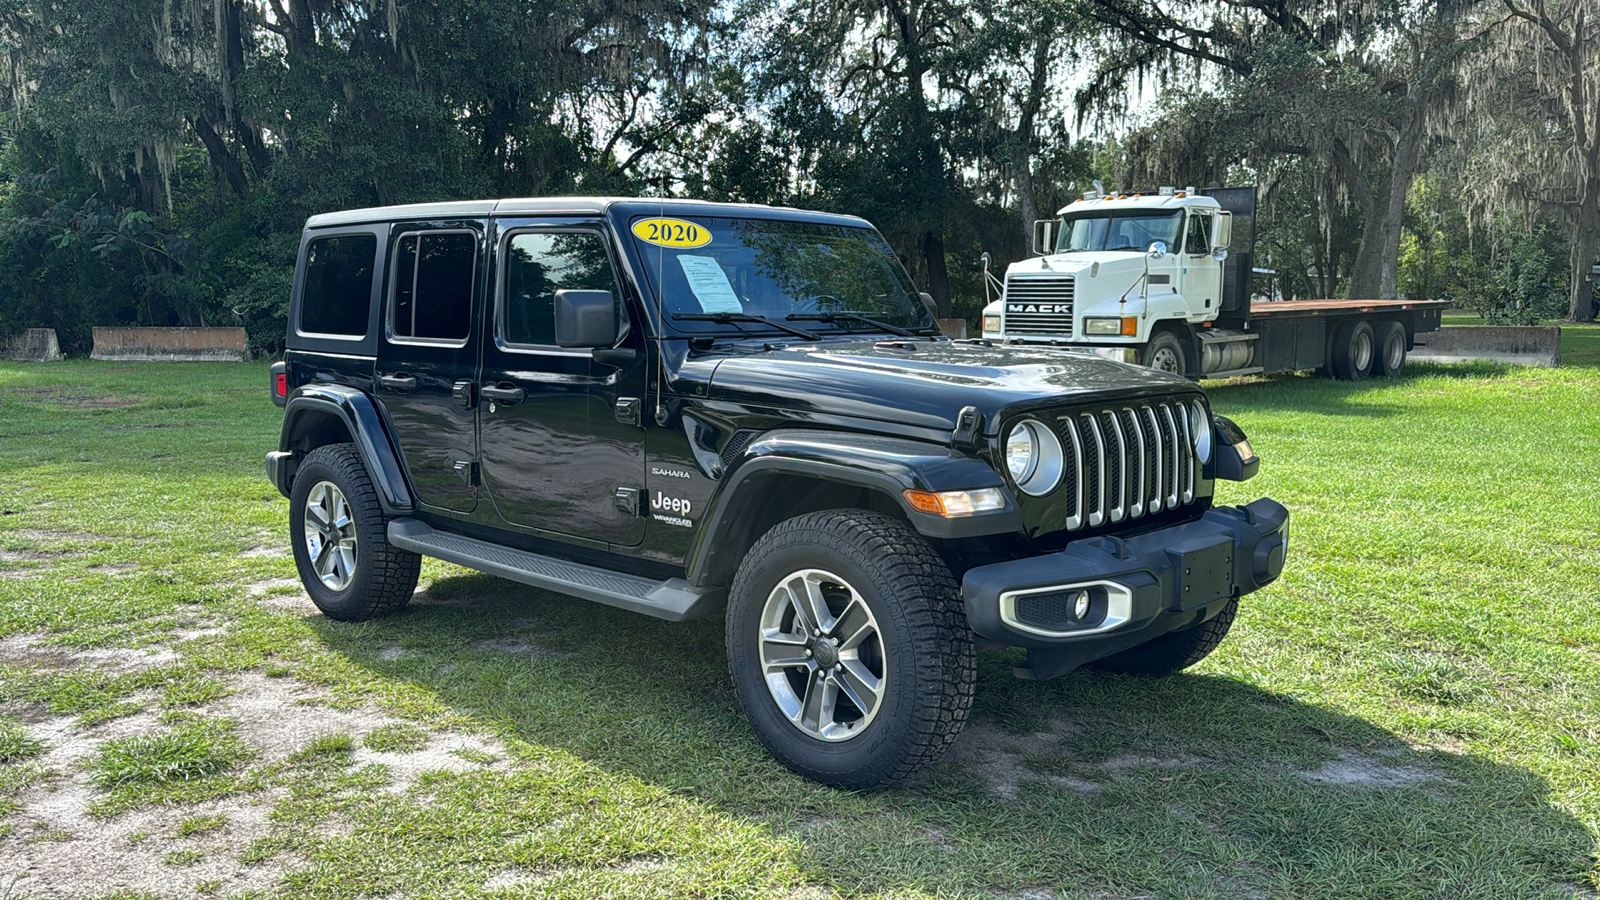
[1460,0,1598,321]
[1079,0,1485,299]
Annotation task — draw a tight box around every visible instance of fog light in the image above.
[1073,591,1091,619]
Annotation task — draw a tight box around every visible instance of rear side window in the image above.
[391,232,477,343]
[300,234,377,337]
[502,231,617,348]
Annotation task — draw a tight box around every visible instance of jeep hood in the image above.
[696,339,1197,433]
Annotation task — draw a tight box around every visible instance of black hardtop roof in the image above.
[303,197,872,230]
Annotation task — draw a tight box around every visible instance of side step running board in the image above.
[385,519,724,621]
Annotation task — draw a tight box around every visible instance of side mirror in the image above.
[1032,219,1057,256]
[1211,211,1233,251]
[980,251,992,272]
[1147,241,1168,259]
[554,289,619,348]
[918,291,938,316]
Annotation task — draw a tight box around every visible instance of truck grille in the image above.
[1053,400,1199,530]
[1003,276,1075,338]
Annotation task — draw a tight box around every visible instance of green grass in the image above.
[0,358,1597,898]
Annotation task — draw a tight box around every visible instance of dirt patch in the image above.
[87,562,139,574]
[1297,752,1438,788]
[944,717,1100,799]
[104,423,195,431]
[0,634,179,673]
[18,391,141,409]
[3,671,511,898]
[472,637,571,659]
[1100,753,1209,771]
[9,529,120,544]
[239,545,288,558]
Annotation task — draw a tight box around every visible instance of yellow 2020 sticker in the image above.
[632,217,711,248]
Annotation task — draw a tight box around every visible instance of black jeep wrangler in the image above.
[266,197,1288,788]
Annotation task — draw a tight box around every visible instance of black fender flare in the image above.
[684,429,1022,587]
[276,384,415,516]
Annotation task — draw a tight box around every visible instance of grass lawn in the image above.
[1,357,1597,899]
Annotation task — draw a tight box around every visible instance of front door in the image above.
[374,223,484,514]
[1180,211,1222,317]
[478,219,648,547]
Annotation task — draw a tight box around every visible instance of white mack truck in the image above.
[981,186,1449,380]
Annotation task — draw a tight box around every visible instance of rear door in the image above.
[373,221,485,514]
[477,218,648,547]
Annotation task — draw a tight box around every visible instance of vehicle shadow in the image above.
[311,573,1596,899]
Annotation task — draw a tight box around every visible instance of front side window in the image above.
[300,234,376,337]
[1056,211,1184,253]
[1184,213,1211,255]
[390,232,476,343]
[501,231,618,347]
[629,217,934,335]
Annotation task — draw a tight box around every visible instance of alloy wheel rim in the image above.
[758,569,886,742]
[1354,333,1373,371]
[303,481,358,591]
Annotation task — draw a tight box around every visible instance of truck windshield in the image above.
[630,216,936,336]
[1057,211,1184,253]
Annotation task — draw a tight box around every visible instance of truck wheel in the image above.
[289,443,421,622]
[1089,598,1238,676]
[1142,331,1188,376]
[1331,320,1375,380]
[1374,321,1406,377]
[724,509,976,789]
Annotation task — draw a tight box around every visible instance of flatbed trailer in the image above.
[1200,298,1453,379]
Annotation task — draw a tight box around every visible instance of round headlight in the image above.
[1005,420,1064,496]
[1191,401,1213,464]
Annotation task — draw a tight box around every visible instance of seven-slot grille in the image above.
[1046,400,1200,531]
[1003,276,1075,337]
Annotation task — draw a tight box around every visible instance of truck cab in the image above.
[982,188,1235,373]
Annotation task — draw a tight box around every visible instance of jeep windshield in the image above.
[630,216,937,337]
[1056,210,1183,253]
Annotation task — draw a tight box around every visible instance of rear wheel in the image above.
[289,443,421,622]
[1141,331,1188,377]
[1090,598,1238,676]
[725,510,975,789]
[1373,321,1406,377]
[1331,320,1375,380]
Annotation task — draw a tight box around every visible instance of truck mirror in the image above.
[1147,241,1168,259]
[980,251,992,272]
[1031,219,1057,256]
[1211,212,1233,251]
[554,289,619,348]
[918,291,937,316]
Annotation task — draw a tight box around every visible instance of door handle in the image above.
[380,373,418,392]
[481,384,525,405]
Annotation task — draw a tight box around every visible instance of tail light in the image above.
[270,361,288,408]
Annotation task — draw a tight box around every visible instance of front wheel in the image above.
[1141,331,1188,377]
[289,443,421,622]
[725,510,975,789]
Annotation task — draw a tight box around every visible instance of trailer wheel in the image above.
[1374,321,1406,377]
[1142,331,1188,377]
[1331,320,1375,381]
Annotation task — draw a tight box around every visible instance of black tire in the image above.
[1089,598,1238,676]
[1141,330,1188,377]
[1331,320,1375,381]
[724,509,975,789]
[1373,321,1406,377]
[289,443,421,622]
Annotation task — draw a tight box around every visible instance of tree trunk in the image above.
[191,115,249,197]
[1376,91,1429,299]
[922,229,952,318]
[1569,184,1598,322]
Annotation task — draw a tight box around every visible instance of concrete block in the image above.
[0,328,63,361]
[937,318,968,339]
[91,327,248,362]
[1411,325,1561,367]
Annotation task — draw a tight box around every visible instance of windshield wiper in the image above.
[672,312,819,341]
[787,312,919,337]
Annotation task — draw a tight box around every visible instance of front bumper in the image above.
[962,497,1288,659]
